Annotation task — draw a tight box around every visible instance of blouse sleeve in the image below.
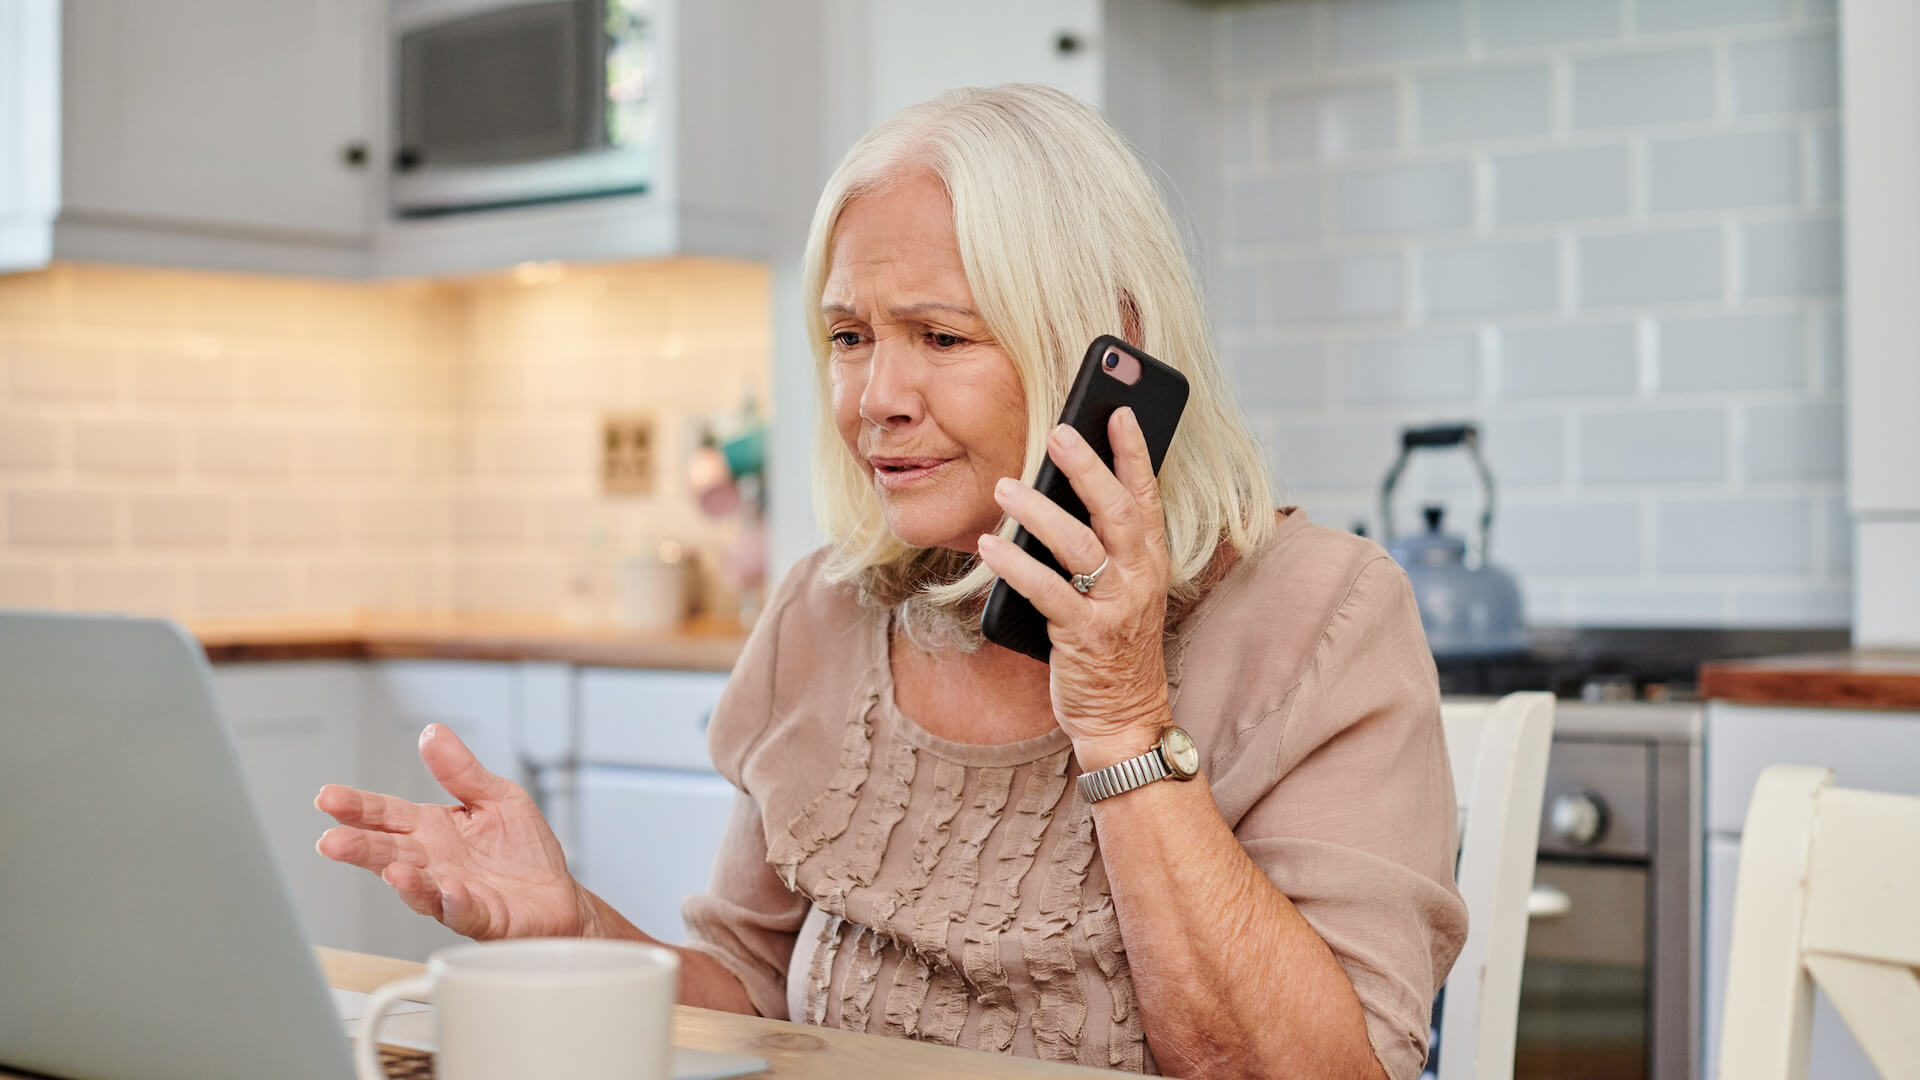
[1230,556,1467,1080]
[677,556,818,1020]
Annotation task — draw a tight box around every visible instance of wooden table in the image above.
[322,947,1113,1080]
[1699,649,1920,710]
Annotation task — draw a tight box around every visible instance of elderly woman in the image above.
[317,85,1464,1079]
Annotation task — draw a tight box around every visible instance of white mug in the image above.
[354,938,679,1080]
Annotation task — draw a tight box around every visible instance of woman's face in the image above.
[824,172,1028,554]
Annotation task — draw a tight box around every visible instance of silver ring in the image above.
[1070,556,1110,595]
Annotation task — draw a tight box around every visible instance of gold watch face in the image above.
[1162,727,1200,778]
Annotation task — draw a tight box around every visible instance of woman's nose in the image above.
[859,339,924,428]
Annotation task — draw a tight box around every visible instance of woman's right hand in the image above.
[315,723,591,941]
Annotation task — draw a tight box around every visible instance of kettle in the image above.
[1379,424,1526,659]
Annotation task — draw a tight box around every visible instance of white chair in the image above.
[1435,692,1555,1080]
[1715,766,1920,1080]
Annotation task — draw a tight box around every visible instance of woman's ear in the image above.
[1119,289,1144,348]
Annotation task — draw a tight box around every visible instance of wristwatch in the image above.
[1076,726,1201,802]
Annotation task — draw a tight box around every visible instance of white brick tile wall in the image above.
[1727,587,1851,626]
[1416,65,1554,143]
[1634,0,1793,35]
[1730,31,1840,115]
[1494,500,1642,575]
[130,494,232,548]
[133,346,239,405]
[1268,84,1402,161]
[1822,492,1851,575]
[1222,4,1318,87]
[74,421,180,475]
[1269,416,1402,492]
[1741,216,1843,297]
[0,260,768,620]
[191,422,299,478]
[1580,227,1723,307]
[1572,48,1716,130]
[71,563,183,615]
[0,413,61,468]
[1565,586,1728,625]
[1742,400,1845,482]
[1423,238,1561,315]
[1476,0,1620,51]
[10,492,117,547]
[1654,495,1816,573]
[1214,1,1842,626]
[1499,321,1638,397]
[1580,407,1727,483]
[192,563,294,618]
[0,563,60,607]
[1228,174,1325,247]
[244,496,347,548]
[1808,121,1843,205]
[6,342,123,402]
[1342,331,1481,402]
[1271,251,1404,322]
[1649,128,1802,212]
[1481,413,1567,487]
[1228,341,1329,408]
[1337,160,1475,234]
[1493,145,1633,225]
[1658,311,1806,391]
[1330,0,1465,67]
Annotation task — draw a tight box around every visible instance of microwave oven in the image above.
[390,0,657,216]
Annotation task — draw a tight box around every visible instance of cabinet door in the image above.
[361,660,525,961]
[60,0,375,238]
[573,766,738,947]
[865,0,1102,125]
[210,661,372,954]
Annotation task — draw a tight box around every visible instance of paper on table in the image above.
[330,989,767,1080]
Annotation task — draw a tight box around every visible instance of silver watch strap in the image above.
[1076,745,1169,802]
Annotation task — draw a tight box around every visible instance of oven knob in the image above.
[1549,793,1608,847]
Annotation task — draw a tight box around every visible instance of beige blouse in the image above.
[681,510,1467,1078]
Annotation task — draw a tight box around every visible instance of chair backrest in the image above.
[1436,692,1554,1080]
[1715,766,1920,1080]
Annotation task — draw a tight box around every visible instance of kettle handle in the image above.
[1378,424,1496,560]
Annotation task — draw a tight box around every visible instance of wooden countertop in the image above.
[188,614,751,672]
[1699,650,1920,710]
[318,947,1107,1079]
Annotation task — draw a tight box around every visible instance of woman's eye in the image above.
[830,331,864,349]
[928,331,963,349]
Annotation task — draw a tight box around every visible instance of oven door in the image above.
[1516,860,1650,1080]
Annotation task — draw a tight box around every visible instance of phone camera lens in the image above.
[1103,351,1120,370]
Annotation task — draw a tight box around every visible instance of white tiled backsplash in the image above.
[0,260,770,619]
[1213,0,1847,628]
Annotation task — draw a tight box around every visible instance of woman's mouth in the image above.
[869,456,951,490]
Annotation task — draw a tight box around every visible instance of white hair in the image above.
[801,84,1274,647]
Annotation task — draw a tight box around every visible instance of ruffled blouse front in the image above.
[683,513,1468,1079]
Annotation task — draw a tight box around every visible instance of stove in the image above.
[1431,627,1845,1080]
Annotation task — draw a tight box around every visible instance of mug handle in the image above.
[353,974,434,1080]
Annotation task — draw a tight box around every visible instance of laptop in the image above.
[0,610,764,1079]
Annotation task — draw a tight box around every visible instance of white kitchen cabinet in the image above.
[358,660,528,961]
[863,0,1103,126]
[1701,702,1920,1078]
[0,0,58,272]
[574,766,737,946]
[571,666,735,945]
[209,662,373,954]
[54,0,378,271]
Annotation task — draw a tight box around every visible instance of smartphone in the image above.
[980,335,1189,662]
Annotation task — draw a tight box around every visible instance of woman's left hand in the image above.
[977,407,1175,770]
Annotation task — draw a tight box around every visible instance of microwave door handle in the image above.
[1527,884,1573,920]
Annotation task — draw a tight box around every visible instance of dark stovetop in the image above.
[1433,626,1852,702]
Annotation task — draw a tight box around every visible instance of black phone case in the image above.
[980,336,1189,662]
